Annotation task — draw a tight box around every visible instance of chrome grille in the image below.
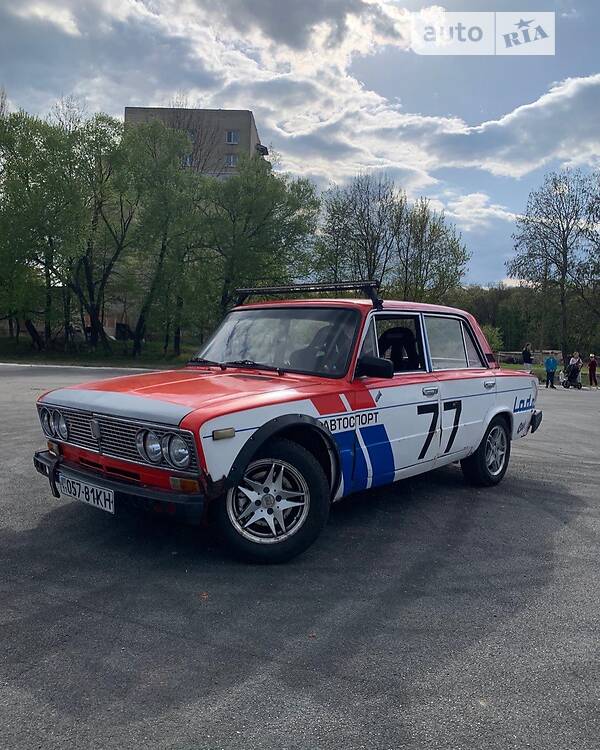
[37,406,199,473]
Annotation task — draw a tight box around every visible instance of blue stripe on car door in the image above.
[360,424,395,487]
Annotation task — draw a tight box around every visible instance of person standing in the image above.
[544,353,558,389]
[522,343,533,373]
[570,351,583,385]
[589,354,598,389]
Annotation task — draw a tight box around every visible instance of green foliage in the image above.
[197,155,319,314]
[506,169,600,361]
[310,175,469,302]
[481,324,504,353]
[0,106,321,355]
[2,104,598,362]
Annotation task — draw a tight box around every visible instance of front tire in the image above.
[214,439,330,563]
[461,416,511,487]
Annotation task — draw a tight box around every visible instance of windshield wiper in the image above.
[222,359,285,376]
[187,357,226,369]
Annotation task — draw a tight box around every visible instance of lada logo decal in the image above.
[513,395,535,414]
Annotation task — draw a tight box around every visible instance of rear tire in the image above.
[461,416,511,487]
[214,439,330,563]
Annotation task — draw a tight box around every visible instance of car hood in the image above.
[39,367,314,426]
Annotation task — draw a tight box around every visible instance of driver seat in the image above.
[378,327,420,371]
[289,325,335,370]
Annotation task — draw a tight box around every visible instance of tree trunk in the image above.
[133,236,170,357]
[163,319,170,356]
[132,312,146,357]
[44,261,52,346]
[173,294,183,356]
[24,319,44,351]
[63,287,71,350]
[559,279,568,366]
[220,256,236,317]
[8,317,14,339]
[87,303,110,351]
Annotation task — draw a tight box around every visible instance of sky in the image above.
[0,0,598,283]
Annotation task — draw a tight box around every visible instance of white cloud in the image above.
[11,1,82,36]
[3,1,600,198]
[442,192,516,232]
[429,75,600,177]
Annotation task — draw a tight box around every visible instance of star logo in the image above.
[516,18,534,29]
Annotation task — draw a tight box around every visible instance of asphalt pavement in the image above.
[1,364,599,750]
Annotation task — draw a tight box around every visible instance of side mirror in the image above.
[355,355,394,379]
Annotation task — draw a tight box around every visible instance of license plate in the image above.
[58,474,115,514]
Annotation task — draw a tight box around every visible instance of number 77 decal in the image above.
[417,399,462,459]
[443,399,462,454]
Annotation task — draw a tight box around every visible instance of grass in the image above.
[0,337,198,369]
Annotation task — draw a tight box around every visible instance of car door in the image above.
[423,314,496,464]
[348,312,441,491]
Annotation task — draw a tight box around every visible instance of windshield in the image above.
[195,307,361,377]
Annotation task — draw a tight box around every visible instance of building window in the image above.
[224,153,239,168]
[225,130,240,144]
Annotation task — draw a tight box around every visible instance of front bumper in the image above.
[530,409,543,434]
[33,450,207,524]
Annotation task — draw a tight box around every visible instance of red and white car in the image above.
[34,282,542,562]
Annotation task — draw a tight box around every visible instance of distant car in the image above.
[34,282,542,563]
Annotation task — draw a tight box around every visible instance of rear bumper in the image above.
[530,409,543,434]
[33,450,207,524]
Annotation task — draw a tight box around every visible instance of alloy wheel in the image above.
[226,458,310,544]
[485,425,508,476]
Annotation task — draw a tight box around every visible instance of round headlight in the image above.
[164,434,191,469]
[136,430,162,463]
[52,411,68,440]
[40,408,52,435]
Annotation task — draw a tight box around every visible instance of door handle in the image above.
[422,386,438,396]
[483,380,496,389]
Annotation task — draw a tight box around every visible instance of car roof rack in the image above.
[235,280,383,309]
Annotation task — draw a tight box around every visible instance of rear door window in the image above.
[425,316,468,370]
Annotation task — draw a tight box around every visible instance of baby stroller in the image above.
[562,362,582,389]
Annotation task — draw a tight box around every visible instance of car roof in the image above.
[234,298,469,316]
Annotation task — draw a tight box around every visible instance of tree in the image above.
[313,176,468,302]
[167,92,224,176]
[310,185,354,282]
[347,173,398,284]
[507,170,600,362]
[196,156,319,315]
[481,324,503,353]
[0,111,84,346]
[123,120,195,356]
[392,197,469,302]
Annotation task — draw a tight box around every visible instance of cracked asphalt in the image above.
[0,364,599,749]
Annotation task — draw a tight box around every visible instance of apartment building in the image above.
[124,107,268,177]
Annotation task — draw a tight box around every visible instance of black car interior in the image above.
[377,326,423,371]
